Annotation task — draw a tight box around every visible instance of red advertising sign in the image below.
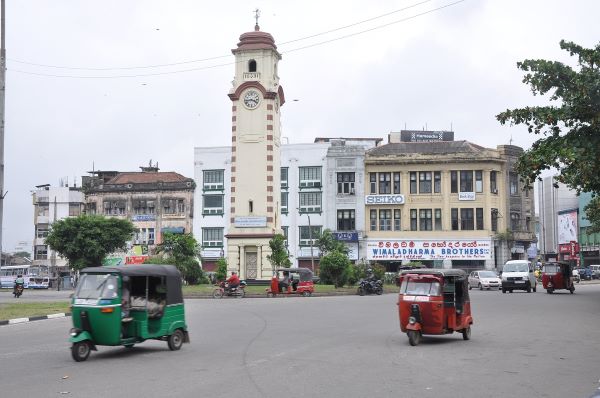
[558,244,571,254]
[125,256,148,265]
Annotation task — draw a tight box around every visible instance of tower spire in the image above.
[253,8,260,31]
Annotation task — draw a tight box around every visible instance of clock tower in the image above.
[226,19,285,280]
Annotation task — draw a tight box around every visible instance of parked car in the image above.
[468,270,501,290]
[577,268,593,280]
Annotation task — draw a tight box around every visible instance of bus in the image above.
[0,265,50,289]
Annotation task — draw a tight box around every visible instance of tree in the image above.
[215,257,227,282]
[154,232,204,284]
[14,251,31,259]
[318,251,351,288]
[316,229,348,256]
[266,234,291,268]
[496,40,600,230]
[45,215,136,270]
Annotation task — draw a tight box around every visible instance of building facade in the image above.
[578,192,599,266]
[363,132,536,271]
[83,164,195,265]
[32,184,85,277]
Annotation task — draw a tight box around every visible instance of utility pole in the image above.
[0,0,6,267]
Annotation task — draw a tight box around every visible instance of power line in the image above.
[8,1,466,79]
[8,0,434,71]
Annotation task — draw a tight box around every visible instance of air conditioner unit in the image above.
[492,189,498,194]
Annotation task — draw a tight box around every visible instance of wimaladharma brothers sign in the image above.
[366,239,492,261]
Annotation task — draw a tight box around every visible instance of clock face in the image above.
[243,90,260,109]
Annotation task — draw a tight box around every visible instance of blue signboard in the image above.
[333,232,359,242]
[132,214,156,222]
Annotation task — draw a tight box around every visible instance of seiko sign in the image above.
[458,192,475,201]
[365,195,405,205]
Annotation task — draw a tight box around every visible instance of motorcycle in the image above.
[13,284,24,298]
[213,281,246,298]
[357,278,383,296]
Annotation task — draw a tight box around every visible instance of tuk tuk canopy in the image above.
[400,268,467,280]
[79,264,183,305]
[275,267,313,282]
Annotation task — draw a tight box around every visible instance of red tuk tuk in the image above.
[542,261,575,294]
[397,269,472,346]
[266,268,315,297]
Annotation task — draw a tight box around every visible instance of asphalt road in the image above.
[1,285,599,398]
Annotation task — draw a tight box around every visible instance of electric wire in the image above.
[8,1,465,79]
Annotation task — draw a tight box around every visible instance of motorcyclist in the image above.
[225,271,240,293]
[14,274,25,295]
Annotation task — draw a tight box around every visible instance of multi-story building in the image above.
[363,131,536,271]
[83,164,195,264]
[32,184,85,278]
[537,175,578,260]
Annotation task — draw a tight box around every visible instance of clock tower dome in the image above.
[225,19,285,280]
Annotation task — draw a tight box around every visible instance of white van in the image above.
[501,260,537,293]
[589,265,600,279]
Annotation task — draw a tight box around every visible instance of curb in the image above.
[0,312,71,326]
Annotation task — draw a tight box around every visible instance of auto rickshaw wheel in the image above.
[546,288,554,294]
[462,326,471,341]
[267,292,274,298]
[168,329,184,351]
[302,291,311,297]
[407,330,421,346]
[71,341,91,362]
[570,287,575,294]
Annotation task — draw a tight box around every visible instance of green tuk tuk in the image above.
[69,264,190,362]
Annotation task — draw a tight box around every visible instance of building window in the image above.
[34,245,48,260]
[86,202,97,215]
[434,171,441,193]
[337,209,356,231]
[282,226,289,247]
[202,228,223,247]
[37,204,49,217]
[460,171,473,192]
[379,209,392,231]
[248,59,257,72]
[394,209,401,231]
[491,209,498,232]
[281,192,288,214]
[434,208,442,230]
[475,170,483,193]
[410,209,417,231]
[36,224,49,239]
[526,216,531,232]
[461,208,474,230]
[370,209,377,231]
[510,172,519,196]
[299,226,321,246]
[134,228,155,245]
[476,208,484,230]
[177,199,185,214]
[490,171,498,194]
[337,172,355,194]
[393,172,401,194]
[419,209,433,231]
[410,172,417,194]
[133,199,155,215]
[299,166,322,188]
[203,170,224,191]
[369,173,377,194]
[202,195,224,215]
[451,208,459,230]
[419,172,432,194]
[511,212,521,231]
[249,200,253,214]
[379,172,391,194]
[281,167,289,189]
[103,200,126,216]
[69,203,81,217]
[299,192,322,213]
[162,198,180,215]
[451,171,458,193]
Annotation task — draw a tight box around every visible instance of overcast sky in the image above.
[2,0,599,252]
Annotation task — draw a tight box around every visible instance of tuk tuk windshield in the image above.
[400,280,441,296]
[74,274,118,299]
[542,264,559,274]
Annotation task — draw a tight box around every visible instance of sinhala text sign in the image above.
[367,239,492,261]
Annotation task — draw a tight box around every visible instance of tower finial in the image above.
[254,8,260,31]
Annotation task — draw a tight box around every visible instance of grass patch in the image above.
[0,302,70,320]
[182,284,398,295]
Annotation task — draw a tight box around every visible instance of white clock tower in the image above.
[226,17,285,280]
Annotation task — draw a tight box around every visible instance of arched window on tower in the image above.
[248,59,257,72]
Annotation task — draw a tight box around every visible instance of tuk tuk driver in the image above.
[226,272,240,292]
[279,271,290,292]
[14,274,25,294]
